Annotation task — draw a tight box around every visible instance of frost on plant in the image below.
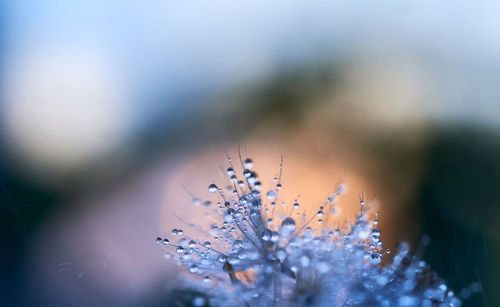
[157,154,462,307]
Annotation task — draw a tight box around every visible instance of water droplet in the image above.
[254,181,262,191]
[210,226,219,236]
[316,210,323,217]
[300,255,311,267]
[203,200,211,207]
[227,167,235,176]
[317,219,323,224]
[359,229,370,239]
[203,276,211,283]
[317,261,330,273]
[261,229,272,241]
[217,255,227,263]
[271,231,280,242]
[224,209,234,222]
[156,237,163,244]
[171,229,178,235]
[337,183,348,194]
[330,207,340,216]
[163,238,170,245]
[276,248,287,262]
[281,217,296,236]
[192,197,202,206]
[266,191,276,200]
[293,201,299,209]
[176,246,184,253]
[276,183,282,190]
[208,184,218,193]
[233,239,243,249]
[248,174,257,185]
[203,241,211,248]
[188,240,196,248]
[178,238,188,248]
[189,264,199,273]
[370,252,381,264]
[244,158,253,169]
[193,296,205,306]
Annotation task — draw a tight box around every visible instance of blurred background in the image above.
[1,1,499,306]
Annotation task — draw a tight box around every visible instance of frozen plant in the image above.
[157,154,463,307]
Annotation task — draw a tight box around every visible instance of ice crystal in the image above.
[158,155,462,307]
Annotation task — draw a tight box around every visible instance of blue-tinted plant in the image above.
[157,154,464,307]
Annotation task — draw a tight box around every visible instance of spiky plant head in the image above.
[157,154,463,307]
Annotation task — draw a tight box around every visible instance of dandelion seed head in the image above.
[159,154,463,307]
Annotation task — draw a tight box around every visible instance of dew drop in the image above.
[261,229,272,241]
[337,183,348,194]
[244,158,253,169]
[271,231,280,242]
[176,246,184,253]
[370,252,381,264]
[248,174,257,185]
[281,217,296,236]
[233,239,243,249]
[317,261,330,273]
[163,238,170,245]
[266,191,276,200]
[208,184,218,193]
[203,241,211,248]
[217,255,227,263]
[189,264,199,273]
[276,248,287,262]
[203,276,211,283]
[178,238,188,248]
[192,197,202,206]
[210,226,219,236]
[156,237,163,244]
[193,297,205,307]
[300,255,311,267]
[227,167,235,176]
